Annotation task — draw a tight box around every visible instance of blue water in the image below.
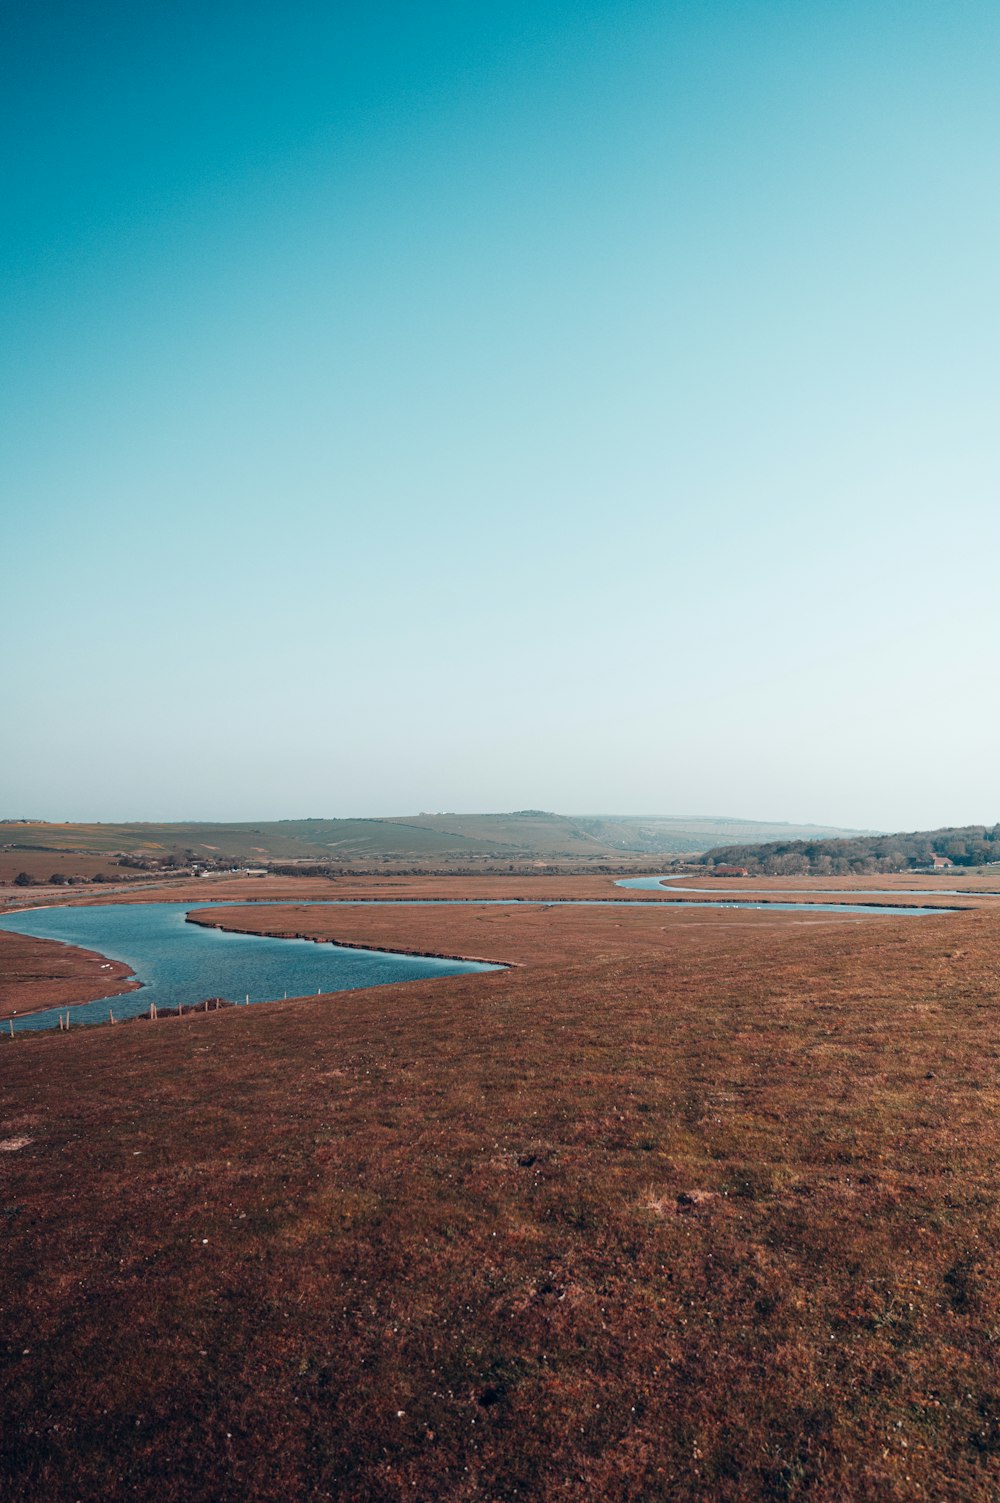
[0,903,500,1035]
[0,894,956,1036]
[616,876,993,896]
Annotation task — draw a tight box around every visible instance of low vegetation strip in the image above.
[2,892,999,1499]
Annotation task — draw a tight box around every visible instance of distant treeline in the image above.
[700,824,1000,875]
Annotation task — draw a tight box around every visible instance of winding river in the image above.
[616,876,997,895]
[0,893,958,1035]
[0,903,499,1034]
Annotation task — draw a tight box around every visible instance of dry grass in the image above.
[0,930,139,1018]
[0,850,126,885]
[1,884,1000,1500]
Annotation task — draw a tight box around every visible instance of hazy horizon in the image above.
[5,2,998,831]
[0,811,873,826]
[0,807,976,840]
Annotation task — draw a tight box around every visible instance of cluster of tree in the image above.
[116,850,203,871]
[700,824,1000,876]
[10,871,117,887]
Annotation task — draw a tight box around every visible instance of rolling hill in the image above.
[0,813,871,868]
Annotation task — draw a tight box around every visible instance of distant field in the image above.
[0,812,872,867]
[0,849,126,884]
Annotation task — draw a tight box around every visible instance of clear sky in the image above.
[4,0,998,830]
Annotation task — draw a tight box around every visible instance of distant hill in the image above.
[571,815,875,856]
[1,813,872,869]
[700,823,1000,875]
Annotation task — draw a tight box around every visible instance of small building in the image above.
[713,865,751,877]
[929,854,955,870]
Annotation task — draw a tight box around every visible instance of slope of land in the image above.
[574,814,876,855]
[1,812,872,872]
[2,881,999,1501]
[0,848,134,885]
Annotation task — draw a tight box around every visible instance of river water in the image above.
[0,894,955,1035]
[615,876,994,895]
[0,903,500,1034]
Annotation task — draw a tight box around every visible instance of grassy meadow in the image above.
[1,879,1000,1499]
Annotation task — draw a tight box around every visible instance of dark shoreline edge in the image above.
[0,930,142,1022]
[185,909,517,970]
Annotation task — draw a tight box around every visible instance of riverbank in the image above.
[185,908,517,969]
[2,868,984,919]
[186,891,931,977]
[0,929,139,1019]
[0,871,984,1023]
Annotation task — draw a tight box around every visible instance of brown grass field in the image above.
[0,930,139,1018]
[2,876,1000,1501]
[0,849,130,885]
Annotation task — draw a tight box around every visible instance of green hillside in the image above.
[576,815,876,855]
[1,813,870,865]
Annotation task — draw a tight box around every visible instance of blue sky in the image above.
[4,1,998,828]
